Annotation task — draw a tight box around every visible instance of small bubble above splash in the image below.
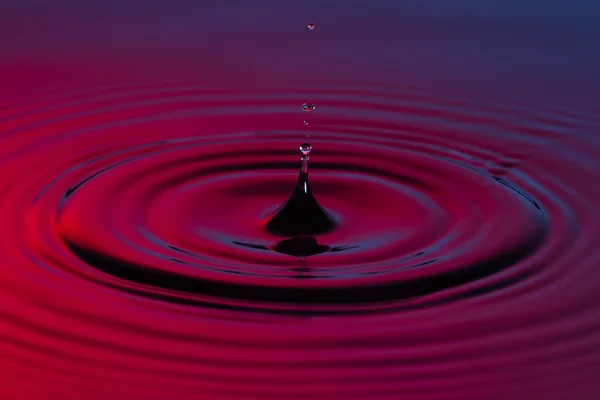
[302,103,315,111]
[300,142,312,155]
[303,120,308,126]
[308,23,315,30]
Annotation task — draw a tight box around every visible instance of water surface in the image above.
[1,1,599,399]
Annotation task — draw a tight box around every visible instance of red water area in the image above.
[1,1,600,399]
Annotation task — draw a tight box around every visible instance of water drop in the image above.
[303,120,308,125]
[300,143,312,155]
[308,23,315,30]
[265,142,336,237]
[302,103,315,111]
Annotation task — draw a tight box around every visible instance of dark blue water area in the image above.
[2,0,598,94]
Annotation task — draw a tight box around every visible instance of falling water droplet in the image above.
[300,143,312,156]
[300,26,315,178]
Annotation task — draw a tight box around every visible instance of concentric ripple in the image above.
[1,82,599,398]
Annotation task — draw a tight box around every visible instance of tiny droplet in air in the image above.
[308,23,315,30]
[302,103,315,111]
[303,120,308,125]
[300,143,312,155]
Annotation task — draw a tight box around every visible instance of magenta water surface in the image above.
[0,1,599,399]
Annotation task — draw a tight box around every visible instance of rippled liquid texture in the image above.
[1,1,600,399]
